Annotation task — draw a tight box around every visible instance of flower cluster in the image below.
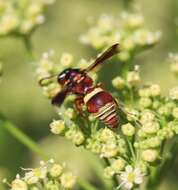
[3,159,76,190]
[36,48,178,190]
[34,8,178,190]
[0,0,55,36]
[80,12,161,62]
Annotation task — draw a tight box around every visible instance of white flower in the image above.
[11,179,27,190]
[50,120,65,134]
[49,164,63,177]
[119,166,145,190]
[60,172,76,189]
[24,167,47,184]
[169,86,178,100]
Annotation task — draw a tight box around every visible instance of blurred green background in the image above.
[0,0,178,189]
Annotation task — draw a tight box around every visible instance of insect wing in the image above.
[51,87,68,106]
[84,43,120,73]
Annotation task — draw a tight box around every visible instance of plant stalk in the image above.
[78,178,98,190]
[0,119,49,160]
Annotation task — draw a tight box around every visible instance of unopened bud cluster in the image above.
[81,12,161,62]
[112,65,140,92]
[3,160,76,190]
[0,0,55,36]
[36,9,178,190]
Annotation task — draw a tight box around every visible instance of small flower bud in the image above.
[103,167,115,179]
[124,14,144,29]
[101,143,118,158]
[60,53,73,67]
[137,129,147,138]
[122,37,135,51]
[172,124,178,134]
[127,71,140,86]
[172,107,178,119]
[64,108,75,119]
[49,164,63,177]
[149,84,161,97]
[90,141,102,154]
[11,179,28,190]
[121,123,135,136]
[152,100,161,109]
[65,129,76,140]
[100,128,116,142]
[60,172,76,189]
[118,51,130,62]
[169,86,178,100]
[142,121,160,134]
[147,137,162,148]
[72,131,85,146]
[140,110,155,124]
[111,158,125,173]
[50,120,65,134]
[142,149,158,162]
[139,137,162,149]
[112,76,125,89]
[138,88,151,97]
[98,15,114,30]
[158,106,171,117]
[139,97,152,108]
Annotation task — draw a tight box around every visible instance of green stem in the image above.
[121,62,129,78]
[78,178,98,190]
[22,35,36,64]
[126,138,136,162]
[0,118,49,160]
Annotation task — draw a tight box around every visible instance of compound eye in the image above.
[58,73,67,85]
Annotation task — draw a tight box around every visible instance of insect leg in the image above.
[74,97,86,118]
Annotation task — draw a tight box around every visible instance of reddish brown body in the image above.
[68,72,119,128]
[39,44,120,128]
[85,89,118,128]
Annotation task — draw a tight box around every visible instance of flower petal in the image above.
[135,176,143,184]
[120,173,127,180]
[125,165,133,173]
[124,182,133,189]
[134,168,141,176]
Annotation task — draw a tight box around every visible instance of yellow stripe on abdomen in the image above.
[84,88,103,104]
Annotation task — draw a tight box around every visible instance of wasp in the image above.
[39,44,120,128]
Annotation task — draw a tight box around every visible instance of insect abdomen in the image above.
[84,88,118,128]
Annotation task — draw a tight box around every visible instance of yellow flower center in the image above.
[127,172,135,182]
[34,168,41,177]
